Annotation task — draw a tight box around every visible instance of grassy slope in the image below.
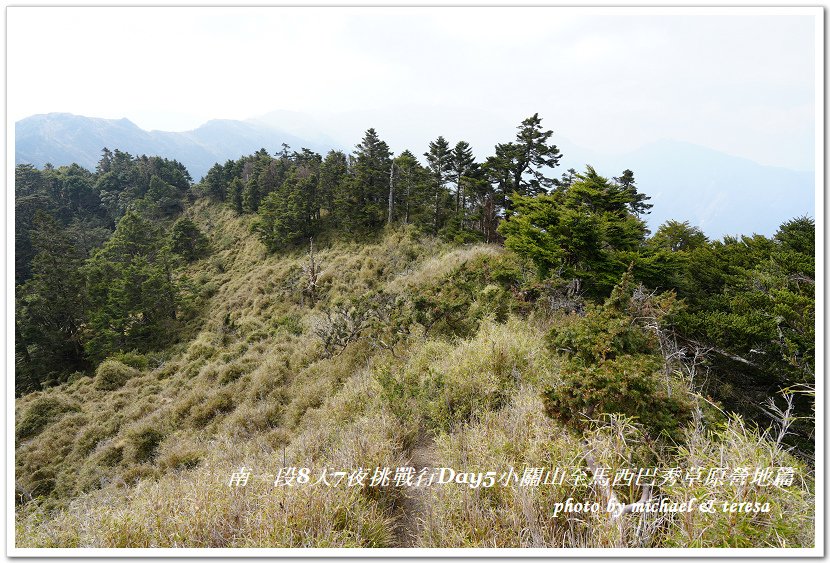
[15,201,815,548]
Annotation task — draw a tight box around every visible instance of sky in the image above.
[7,7,818,171]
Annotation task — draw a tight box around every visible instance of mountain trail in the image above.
[392,432,436,548]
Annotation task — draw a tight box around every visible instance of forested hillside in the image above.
[14,115,815,548]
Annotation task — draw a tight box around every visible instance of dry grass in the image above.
[386,243,504,294]
[416,388,585,547]
[660,415,815,548]
[14,201,815,549]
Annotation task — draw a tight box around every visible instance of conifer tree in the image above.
[227,177,244,214]
[16,212,88,392]
[498,165,648,293]
[170,217,210,262]
[392,150,429,226]
[202,163,228,201]
[83,210,178,362]
[450,141,476,215]
[242,175,262,213]
[649,220,707,253]
[256,167,318,252]
[487,114,561,207]
[318,150,349,218]
[146,175,184,216]
[424,136,453,233]
[613,169,652,217]
[338,129,392,231]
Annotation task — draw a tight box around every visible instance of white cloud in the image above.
[7,7,817,170]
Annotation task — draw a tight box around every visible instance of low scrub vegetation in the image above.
[15,202,815,549]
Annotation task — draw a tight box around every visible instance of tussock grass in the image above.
[16,395,79,441]
[94,360,138,391]
[17,437,397,548]
[375,317,557,435]
[415,388,584,547]
[386,244,504,293]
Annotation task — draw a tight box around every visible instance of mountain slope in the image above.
[14,200,814,548]
[15,113,336,180]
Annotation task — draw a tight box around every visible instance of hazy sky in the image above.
[8,7,818,170]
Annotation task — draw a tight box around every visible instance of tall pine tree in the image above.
[83,211,179,362]
[16,212,89,393]
[337,129,392,232]
[424,136,453,234]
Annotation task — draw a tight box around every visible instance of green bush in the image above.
[93,441,124,467]
[121,464,160,485]
[110,351,149,371]
[544,354,691,440]
[469,284,512,323]
[66,372,89,384]
[273,313,303,336]
[543,271,692,440]
[377,319,554,434]
[406,254,521,339]
[27,467,57,498]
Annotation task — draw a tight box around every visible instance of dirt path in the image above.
[393,433,435,548]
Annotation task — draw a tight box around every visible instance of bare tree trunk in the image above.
[404,171,411,225]
[460,177,466,230]
[303,237,319,307]
[388,163,395,225]
[455,174,461,213]
[434,181,440,234]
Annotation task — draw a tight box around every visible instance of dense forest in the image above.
[15,115,815,548]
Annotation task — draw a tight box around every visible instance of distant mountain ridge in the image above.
[556,138,814,239]
[15,113,337,180]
